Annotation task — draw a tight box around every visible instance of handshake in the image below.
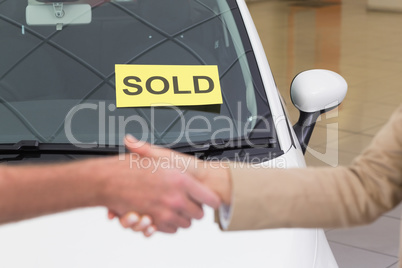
[0,134,231,231]
[104,135,232,236]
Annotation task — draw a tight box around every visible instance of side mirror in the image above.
[291,69,347,154]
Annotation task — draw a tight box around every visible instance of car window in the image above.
[0,0,277,153]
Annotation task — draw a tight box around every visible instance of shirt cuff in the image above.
[218,203,233,230]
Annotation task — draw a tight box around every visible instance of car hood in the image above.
[0,207,337,268]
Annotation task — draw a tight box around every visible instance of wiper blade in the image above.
[0,136,278,161]
[168,136,278,155]
[0,140,123,161]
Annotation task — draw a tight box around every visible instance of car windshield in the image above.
[0,0,277,150]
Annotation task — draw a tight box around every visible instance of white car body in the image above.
[0,0,339,267]
[0,148,338,268]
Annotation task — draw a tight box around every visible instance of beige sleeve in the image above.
[224,105,402,231]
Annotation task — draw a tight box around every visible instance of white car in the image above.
[0,0,346,267]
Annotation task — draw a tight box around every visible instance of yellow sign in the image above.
[115,64,223,108]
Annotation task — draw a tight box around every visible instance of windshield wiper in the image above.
[168,135,278,156]
[0,135,279,162]
[0,140,123,161]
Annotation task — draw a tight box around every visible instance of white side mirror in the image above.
[290,69,348,154]
[26,2,92,31]
[291,69,347,113]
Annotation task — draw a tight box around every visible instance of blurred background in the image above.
[246,0,402,267]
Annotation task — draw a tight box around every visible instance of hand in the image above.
[124,135,233,205]
[107,135,233,235]
[100,135,221,233]
[108,211,156,237]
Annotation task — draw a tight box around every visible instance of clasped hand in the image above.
[107,135,231,236]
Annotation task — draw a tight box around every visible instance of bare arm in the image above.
[0,137,220,233]
[0,159,106,224]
